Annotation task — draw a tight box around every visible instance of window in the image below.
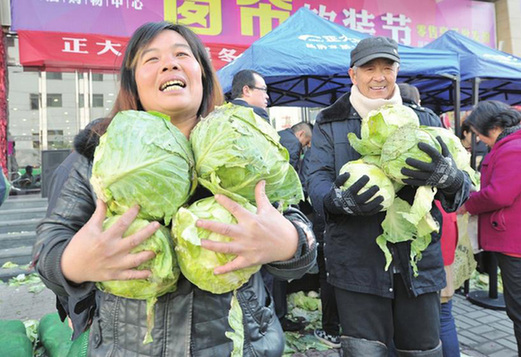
[47,94,62,107]
[78,93,84,108]
[92,73,103,81]
[30,93,39,110]
[47,72,62,80]
[92,94,104,107]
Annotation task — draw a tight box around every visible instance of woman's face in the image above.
[135,30,203,123]
[471,126,501,148]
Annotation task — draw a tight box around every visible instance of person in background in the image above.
[19,165,39,188]
[307,36,471,356]
[34,22,316,356]
[400,82,461,356]
[398,82,442,126]
[0,166,10,206]
[459,100,521,354]
[278,122,313,171]
[229,69,270,122]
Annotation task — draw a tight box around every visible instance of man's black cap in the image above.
[350,36,400,67]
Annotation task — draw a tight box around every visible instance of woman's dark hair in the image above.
[465,100,521,137]
[96,22,223,135]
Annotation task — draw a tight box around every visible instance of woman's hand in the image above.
[61,199,159,284]
[456,203,468,215]
[197,181,299,275]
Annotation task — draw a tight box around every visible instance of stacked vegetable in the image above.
[343,104,477,275]
[91,110,194,343]
[174,103,303,294]
[91,105,303,347]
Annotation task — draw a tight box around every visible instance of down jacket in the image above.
[465,129,521,255]
[306,93,470,298]
[34,121,316,356]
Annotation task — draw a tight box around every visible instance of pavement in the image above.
[0,278,518,356]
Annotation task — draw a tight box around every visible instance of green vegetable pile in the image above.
[91,105,303,347]
[346,104,478,274]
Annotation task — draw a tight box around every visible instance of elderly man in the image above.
[306,37,470,356]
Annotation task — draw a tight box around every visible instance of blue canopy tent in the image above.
[425,30,521,110]
[217,7,460,115]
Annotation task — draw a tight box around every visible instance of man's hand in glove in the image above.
[401,136,464,195]
[324,172,384,216]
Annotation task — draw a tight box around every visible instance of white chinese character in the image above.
[111,0,123,8]
[317,44,328,50]
[62,37,89,54]
[342,8,376,35]
[298,34,323,42]
[381,13,411,45]
[304,4,337,22]
[96,40,122,56]
[69,0,82,4]
[306,43,317,49]
[47,0,61,3]
[131,0,143,10]
[90,0,103,6]
[218,48,240,63]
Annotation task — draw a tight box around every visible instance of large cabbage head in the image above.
[96,216,180,299]
[348,104,420,156]
[173,197,261,294]
[190,103,303,208]
[339,160,395,211]
[421,126,480,187]
[380,125,441,183]
[91,110,196,225]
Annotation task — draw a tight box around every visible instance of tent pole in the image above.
[454,77,461,137]
[472,77,481,106]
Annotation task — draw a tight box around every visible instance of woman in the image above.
[461,100,521,353]
[35,22,316,356]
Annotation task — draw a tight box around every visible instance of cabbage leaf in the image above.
[91,110,196,225]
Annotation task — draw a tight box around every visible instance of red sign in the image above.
[18,31,247,71]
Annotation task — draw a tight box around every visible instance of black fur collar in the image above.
[317,93,356,124]
[73,118,104,161]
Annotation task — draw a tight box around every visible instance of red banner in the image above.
[0,32,7,175]
[18,31,247,71]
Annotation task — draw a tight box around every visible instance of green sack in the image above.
[39,313,73,357]
[67,329,90,357]
[0,320,33,357]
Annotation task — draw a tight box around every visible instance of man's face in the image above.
[348,58,398,100]
[296,130,311,148]
[242,73,269,109]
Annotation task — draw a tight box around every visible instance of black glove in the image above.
[401,136,464,194]
[324,172,384,216]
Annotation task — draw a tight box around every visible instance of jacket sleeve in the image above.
[305,121,336,222]
[264,207,317,280]
[436,171,471,213]
[35,155,96,300]
[466,148,521,215]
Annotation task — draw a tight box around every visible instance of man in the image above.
[230,69,270,121]
[278,122,313,170]
[306,36,470,356]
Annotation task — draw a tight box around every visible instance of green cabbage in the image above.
[190,103,303,208]
[380,125,441,184]
[96,216,179,344]
[348,104,420,156]
[173,197,261,294]
[338,159,395,211]
[91,110,196,225]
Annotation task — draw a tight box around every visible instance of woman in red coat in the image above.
[461,100,521,353]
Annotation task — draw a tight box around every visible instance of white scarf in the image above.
[349,84,402,119]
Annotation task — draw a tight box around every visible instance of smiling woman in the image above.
[35,21,316,356]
